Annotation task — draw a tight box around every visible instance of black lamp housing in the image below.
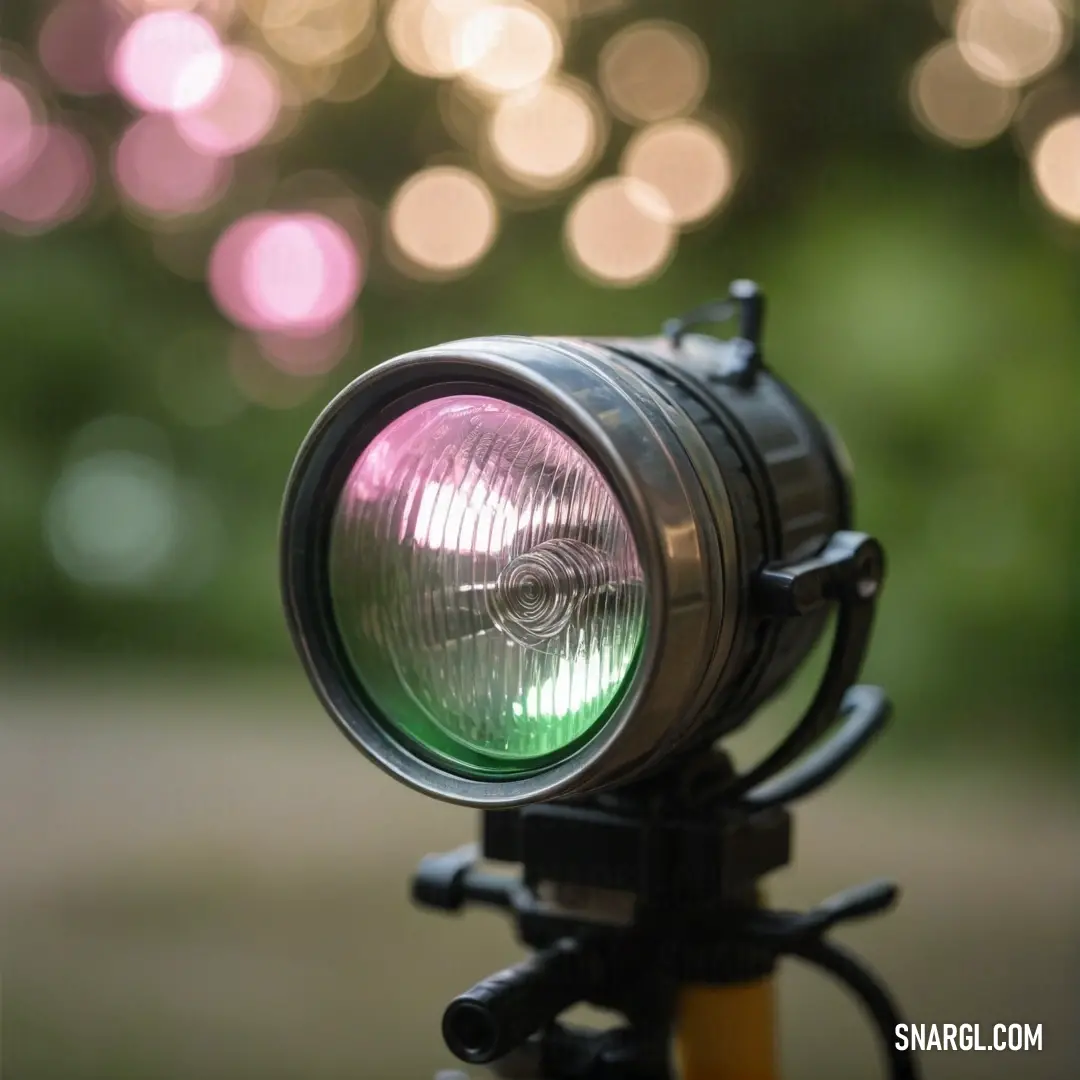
[280,281,883,808]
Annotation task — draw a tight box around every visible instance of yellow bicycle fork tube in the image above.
[672,976,779,1080]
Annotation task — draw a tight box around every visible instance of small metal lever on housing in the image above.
[662,279,765,388]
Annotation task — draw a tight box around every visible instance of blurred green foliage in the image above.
[0,0,1075,757]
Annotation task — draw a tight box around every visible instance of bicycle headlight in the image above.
[281,285,853,807]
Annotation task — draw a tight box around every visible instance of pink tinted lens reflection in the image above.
[328,395,647,764]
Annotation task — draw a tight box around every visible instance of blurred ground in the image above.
[1,671,1077,1080]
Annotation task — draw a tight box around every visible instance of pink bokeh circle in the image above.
[112,11,226,114]
[39,0,126,97]
[113,113,232,217]
[0,77,48,191]
[175,48,282,157]
[0,124,95,231]
[208,211,363,334]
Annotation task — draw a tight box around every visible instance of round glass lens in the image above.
[328,394,646,770]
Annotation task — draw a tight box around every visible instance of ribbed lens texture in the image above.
[328,395,646,764]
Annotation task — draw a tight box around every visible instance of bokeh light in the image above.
[388,0,486,79]
[0,77,43,191]
[112,10,227,114]
[270,170,372,271]
[955,0,1069,88]
[0,124,95,232]
[387,0,560,90]
[245,215,358,323]
[598,20,709,125]
[564,176,676,286]
[209,211,363,333]
[38,0,125,97]
[258,0,377,67]
[621,119,734,227]
[387,0,445,77]
[114,113,233,217]
[487,78,602,189]
[1031,113,1080,222]
[457,2,562,94]
[45,448,182,589]
[910,40,1018,147]
[45,423,224,595]
[175,47,282,155]
[387,165,498,276]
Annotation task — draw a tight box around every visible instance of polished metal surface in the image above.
[280,334,731,807]
[557,337,742,765]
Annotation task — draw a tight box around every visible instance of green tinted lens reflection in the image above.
[328,395,647,773]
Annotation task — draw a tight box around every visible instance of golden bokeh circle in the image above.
[488,78,602,189]
[622,119,734,226]
[564,176,676,286]
[955,0,1069,88]
[598,20,709,125]
[909,40,1018,147]
[387,164,499,276]
[1031,114,1080,222]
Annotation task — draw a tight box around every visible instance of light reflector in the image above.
[328,394,646,771]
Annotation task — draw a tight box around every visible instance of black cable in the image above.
[786,936,921,1080]
[741,685,892,810]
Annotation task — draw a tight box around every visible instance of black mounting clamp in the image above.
[412,526,917,1080]
[415,847,918,1080]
